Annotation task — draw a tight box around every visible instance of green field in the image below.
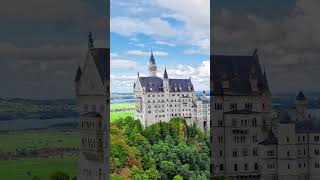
[110,111,134,122]
[0,157,78,180]
[0,130,79,151]
[110,103,134,111]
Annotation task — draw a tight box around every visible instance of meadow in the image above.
[0,102,133,179]
[0,157,78,180]
[0,129,79,151]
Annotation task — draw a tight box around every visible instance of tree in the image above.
[49,171,69,180]
[173,175,183,180]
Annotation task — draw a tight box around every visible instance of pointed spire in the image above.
[297,91,306,101]
[163,66,168,79]
[88,32,94,49]
[150,50,155,64]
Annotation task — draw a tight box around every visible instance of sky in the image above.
[110,0,210,93]
[1,0,320,98]
[0,0,108,99]
[212,0,320,94]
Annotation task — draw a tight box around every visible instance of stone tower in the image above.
[75,34,109,180]
[295,91,307,121]
[148,51,157,76]
[163,67,169,91]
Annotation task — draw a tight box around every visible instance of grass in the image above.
[0,157,78,180]
[0,129,79,151]
[110,103,135,111]
[110,111,134,122]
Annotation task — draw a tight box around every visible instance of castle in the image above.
[75,33,109,180]
[134,52,210,131]
[211,50,320,180]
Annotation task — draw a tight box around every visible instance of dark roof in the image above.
[211,50,270,96]
[225,109,260,114]
[150,52,155,64]
[138,77,194,92]
[75,48,109,84]
[296,120,320,133]
[259,130,278,145]
[296,91,306,101]
[163,68,168,79]
[92,48,109,84]
[74,66,82,82]
[81,112,102,118]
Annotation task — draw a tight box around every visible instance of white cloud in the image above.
[110,17,177,37]
[155,40,176,47]
[127,50,168,56]
[110,59,137,69]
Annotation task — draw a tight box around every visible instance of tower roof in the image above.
[163,66,168,79]
[150,51,156,64]
[296,91,306,101]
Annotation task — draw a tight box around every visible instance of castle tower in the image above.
[75,34,109,180]
[296,91,307,121]
[148,51,157,76]
[163,66,169,91]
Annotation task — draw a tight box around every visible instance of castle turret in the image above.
[163,67,169,92]
[296,91,307,121]
[148,51,157,76]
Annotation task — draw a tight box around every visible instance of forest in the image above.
[111,116,210,180]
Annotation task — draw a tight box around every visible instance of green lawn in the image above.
[0,130,79,151]
[110,111,134,122]
[110,103,134,111]
[0,157,78,180]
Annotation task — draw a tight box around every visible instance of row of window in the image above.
[81,120,102,129]
[215,162,259,172]
[81,138,103,148]
[232,118,258,127]
[297,135,320,142]
[147,93,192,97]
[147,99,193,103]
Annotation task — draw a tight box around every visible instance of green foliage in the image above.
[49,171,69,180]
[173,175,183,180]
[111,116,209,180]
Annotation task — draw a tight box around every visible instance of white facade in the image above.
[75,47,109,180]
[134,53,210,131]
[211,51,320,180]
[260,92,320,180]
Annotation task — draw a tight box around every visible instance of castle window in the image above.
[288,164,290,169]
[315,149,320,155]
[254,163,259,170]
[315,162,320,168]
[287,151,290,157]
[219,150,223,157]
[287,137,289,143]
[253,148,258,156]
[315,136,320,142]
[244,163,248,171]
[219,164,224,171]
[233,149,237,157]
[234,164,238,171]
[243,149,248,156]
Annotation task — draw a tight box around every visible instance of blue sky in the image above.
[110,0,210,93]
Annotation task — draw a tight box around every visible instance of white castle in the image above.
[134,52,210,130]
[75,34,109,180]
[211,50,320,180]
